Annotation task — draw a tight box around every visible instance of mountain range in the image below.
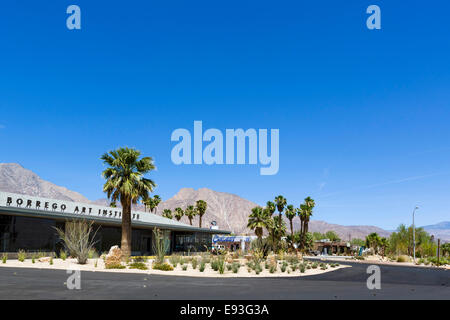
[0,163,449,241]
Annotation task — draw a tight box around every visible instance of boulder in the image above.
[105,245,123,267]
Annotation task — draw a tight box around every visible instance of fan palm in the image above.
[274,195,287,223]
[247,206,270,241]
[162,209,173,219]
[174,207,184,221]
[185,205,197,226]
[266,201,276,216]
[285,204,296,236]
[101,147,156,258]
[196,200,207,228]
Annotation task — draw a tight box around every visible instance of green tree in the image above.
[185,205,197,226]
[101,147,156,258]
[195,200,207,228]
[174,207,184,221]
[162,209,173,219]
[266,201,276,216]
[144,195,161,214]
[274,195,287,223]
[285,204,296,236]
[365,232,381,254]
[247,206,270,242]
[325,230,341,242]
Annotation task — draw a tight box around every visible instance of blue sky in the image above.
[0,1,449,229]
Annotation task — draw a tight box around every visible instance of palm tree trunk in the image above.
[199,215,202,228]
[189,218,193,225]
[121,198,132,259]
[290,220,293,236]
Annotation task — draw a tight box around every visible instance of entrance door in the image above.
[141,235,152,255]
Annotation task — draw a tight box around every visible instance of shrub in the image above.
[95,260,98,268]
[397,255,410,263]
[18,250,26,262]
[226,264,232,271]
[106,262,126,269]
[182,265,188,271]
[191,258,198,269]
[199,262,205,272]
[232,262,240,273]
[2,253,7,264]
[169,255,181,267]
[54,219,99,265]
[60,250,67,261]
[299,264,306,273]
[312,262,318,269]
[49,257,53,265]
[152,262,174,271]
[88,248,98,259]
[269,265,276,273]
[129,262,148,270]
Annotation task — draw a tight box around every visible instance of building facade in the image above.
[0,192,229,255]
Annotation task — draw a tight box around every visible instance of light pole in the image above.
[412,206,419,262]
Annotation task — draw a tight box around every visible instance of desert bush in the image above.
[191,258,198,269]
[199,262,206,272]
[152,262,174,271]
[49,257,53,265]
[269,265,276,273]
[169,255,181,267]
[232,262,240,273]
[18,249,26,262]
[182,265,188,271]
[60,250,67,261]
[129,262,148,270]
[2,253,7,263]
[106,262,126,269]
[226,264,232,271]
[54,219,98,264]
[397,255,410,263]
[88,248,98,259]
[299,264,306,273]
[312,262,318,269]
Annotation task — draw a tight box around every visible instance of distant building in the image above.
[0,192,230,255]
[212,235,257,251]
[313,239,351,255]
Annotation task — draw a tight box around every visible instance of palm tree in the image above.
[174,207,184,221]
[247,206,270,242]
[266,201,276,216]
[196,200,207,228]
[152,195,161,214]
[101,147,156,258]
[145,195,161,214]
[162,209,172,219]
[185,205,197,226]
[302,196,315,235]
[274,195,287,223]
[285,204,296,236]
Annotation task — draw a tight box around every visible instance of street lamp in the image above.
[412,206,419,262]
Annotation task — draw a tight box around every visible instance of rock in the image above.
[38,257,51,263]
[105,245,122,267]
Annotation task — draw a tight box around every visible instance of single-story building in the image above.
[212,235,257,251]
[313,239,351,255]
[0,192,230,256]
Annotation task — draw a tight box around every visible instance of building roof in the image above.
[0,191,230,234]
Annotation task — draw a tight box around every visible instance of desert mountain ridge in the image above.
[1,163,449,241]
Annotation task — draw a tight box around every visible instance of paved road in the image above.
[0,261,448,299]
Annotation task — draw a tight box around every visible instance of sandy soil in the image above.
[307,255,450,270]
[0,258,350,278]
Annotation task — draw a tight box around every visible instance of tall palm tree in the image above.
[185,205,197,226]
[152,195,161,214]
[303,196,315,235]
[266,201,276,216]
[101,147,156,258]
[247,206,270,242]
[196,200,207,228]
[162,209,172,219]
[285,204,296,236]
[274,195,287,223]
[174,207,184,221]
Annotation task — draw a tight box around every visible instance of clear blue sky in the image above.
[0,1,449,229]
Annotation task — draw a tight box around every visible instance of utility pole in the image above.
[412,206,419,262]
[438,239,441,265]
